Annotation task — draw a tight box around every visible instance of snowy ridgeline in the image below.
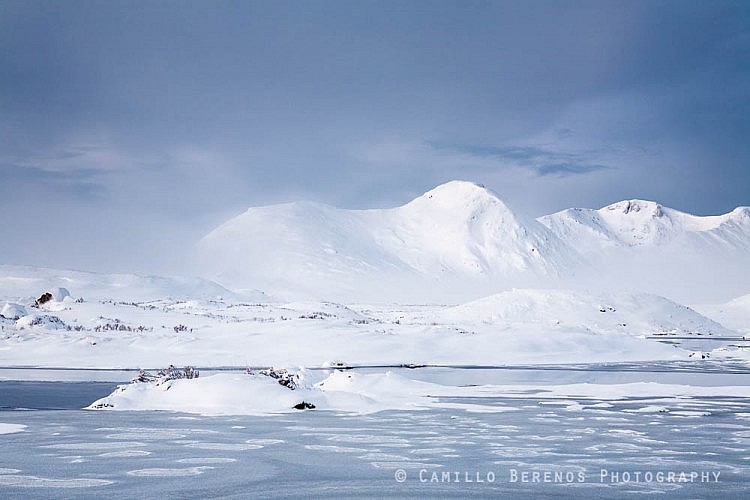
[194,181,750,303]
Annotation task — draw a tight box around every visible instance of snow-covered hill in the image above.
[194,181,749,303]
[434,288,733,337]
[0,265,263,303]
[194,181,580,302]
[693,293,750,335]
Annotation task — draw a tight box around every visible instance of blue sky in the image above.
[1,0,748,273]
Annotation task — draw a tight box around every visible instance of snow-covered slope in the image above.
[539,200,750,250]
[378,181,575,276]
[693,293,750,335]
[539,201,750,303]
[434,289,733,337]
[194,181,580,302]
[0,265,263,303]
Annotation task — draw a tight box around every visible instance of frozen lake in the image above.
[1,367,749,498]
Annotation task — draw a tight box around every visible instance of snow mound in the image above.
[88,373,310,415]
[87,370,750,416]
[1,303,27,320]
[0,423,26,435]
[87,370,440,415]
[15,314,67,330]
[435,289,732,336]
[50,287,71,302]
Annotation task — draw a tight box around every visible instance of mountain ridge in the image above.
[194,181,749,303]
[540,199,750,249]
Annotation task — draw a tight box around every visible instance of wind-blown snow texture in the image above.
[195,181,749,303]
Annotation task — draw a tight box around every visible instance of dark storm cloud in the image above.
[0,0,748,271]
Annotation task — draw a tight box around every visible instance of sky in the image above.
[1,0,749,274]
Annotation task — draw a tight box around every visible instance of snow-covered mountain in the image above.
[194,181,580,302]
[540,200,750,303]
[193,181,749,303]
[539,199,750,251]
[379,181,573,275]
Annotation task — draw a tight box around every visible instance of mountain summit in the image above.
[195,181,577,302]
[379,181,576,277]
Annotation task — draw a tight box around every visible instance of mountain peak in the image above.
[603,199,665,218]
[423,180,489,197]
[404,180,510,214]
[413,180,493,203]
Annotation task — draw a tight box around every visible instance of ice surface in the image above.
[2,393,749,497]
